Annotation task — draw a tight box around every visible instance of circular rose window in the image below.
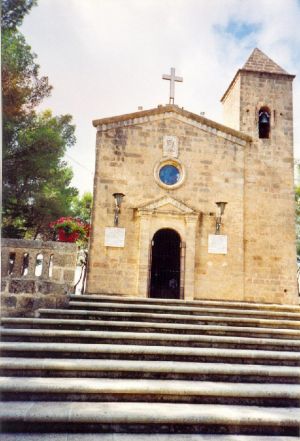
[154,159,186,189]
[159,164,180,186]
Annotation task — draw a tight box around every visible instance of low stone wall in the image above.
[1,239,78,317]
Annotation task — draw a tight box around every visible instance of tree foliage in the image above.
[71,192,93,223]
[1,0,37,30]
[2,0,79,238]
[3,110,78,238]
[2,29,51,122]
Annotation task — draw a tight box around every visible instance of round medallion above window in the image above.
[154,159,186,190]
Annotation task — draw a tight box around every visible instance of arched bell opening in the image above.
[149,228,181,299]
[258,106,271,139]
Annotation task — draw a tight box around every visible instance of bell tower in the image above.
[221,48,298,304]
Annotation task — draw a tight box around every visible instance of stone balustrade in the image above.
[1,238,78,317]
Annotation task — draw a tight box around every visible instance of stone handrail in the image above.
[1,238,78,316]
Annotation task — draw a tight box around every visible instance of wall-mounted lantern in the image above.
[215,201,227,234]
[113,193,125,227]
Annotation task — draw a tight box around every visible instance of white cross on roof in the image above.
[162,67,183,104]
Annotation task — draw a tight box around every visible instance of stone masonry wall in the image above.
[222,76,240,131]
[1,239,77,316]
[87,53,298,304]
[87,111,248,300]
[223,71,297,304]
[242,73,297,304]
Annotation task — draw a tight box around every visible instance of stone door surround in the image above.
[136,196,199,300]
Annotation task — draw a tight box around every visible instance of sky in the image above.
[21,0,300,194]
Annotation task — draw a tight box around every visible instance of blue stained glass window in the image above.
[159,164,180,186]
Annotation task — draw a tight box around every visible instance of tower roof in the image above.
[242,48,289,75]
[221,48,295,102]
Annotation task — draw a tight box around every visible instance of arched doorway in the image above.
[149,228,181,299]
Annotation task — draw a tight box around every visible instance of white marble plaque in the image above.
[104,227,125,247]
[163,135,178,157]
[208,234,228,254]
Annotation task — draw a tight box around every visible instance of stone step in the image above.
[1,327,300,351]
[1,402,299,435]
[37,308,300,329]
[1,342,300,365]
[1,435,298,441]
[1,377,299,407]
[69,294,300,312]
[2,317,300,339]
[2,358,300,383]
[68,300,300,320]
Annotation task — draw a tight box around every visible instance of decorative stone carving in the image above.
[137,195,196,215]
[163,135,178,157]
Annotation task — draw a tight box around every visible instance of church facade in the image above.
[86,49,298,304]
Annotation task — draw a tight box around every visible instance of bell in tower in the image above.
[258,108,270,139]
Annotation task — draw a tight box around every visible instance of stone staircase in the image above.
[0,294,300,440]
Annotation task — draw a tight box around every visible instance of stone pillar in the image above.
[137,212,151,297]
[184,214,198,301]
[26,252,36,278]
[1,248,10,277]
[12,250,24,277]
[42,252,51,279]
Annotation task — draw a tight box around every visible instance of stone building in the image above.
[87,48,298,304]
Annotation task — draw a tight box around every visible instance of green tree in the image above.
[1,0,37,31]
[2,28,51,122]
[2,0,50,124]
[2,0,79,238]
[71,192,93,223]
[3,110,78,238]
